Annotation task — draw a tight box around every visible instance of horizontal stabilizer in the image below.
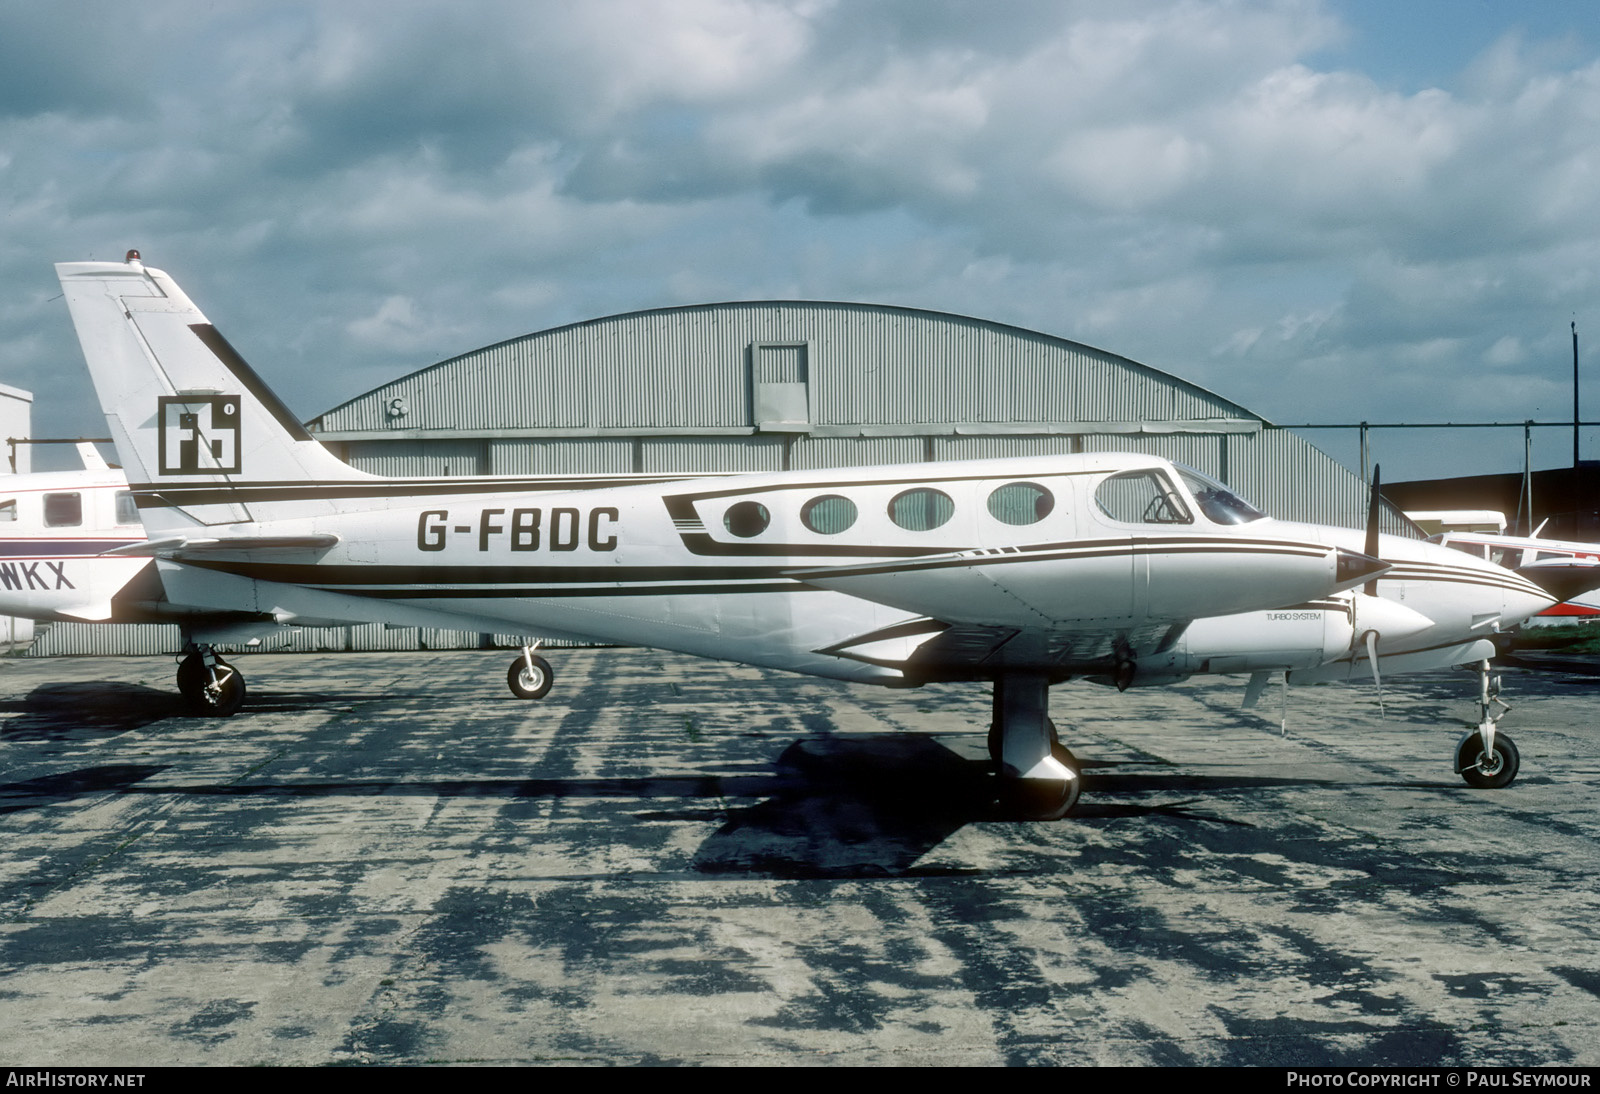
[100,533,341,558]
[58,602,117,622]
[75,442,109,472]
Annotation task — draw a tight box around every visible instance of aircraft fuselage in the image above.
[0,468,153,624]
[142,454,1398,685]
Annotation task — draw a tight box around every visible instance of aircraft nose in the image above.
[1334,548,1390,589]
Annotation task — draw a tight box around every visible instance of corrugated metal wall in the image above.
[1082,433,1225,479]
[343,439,488,477]
[642,437,784,474]
[1232,429,1413,535]
[930,436,1079,461]
[311,302,1254,437]
[29,622,183,657]
[791,436,925,468]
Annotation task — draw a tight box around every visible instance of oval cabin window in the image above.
[723,500,771,538]
[801,495,858,535]
[888,488,954,531]
[987,482,1054,526]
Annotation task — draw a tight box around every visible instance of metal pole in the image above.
[1524,421,1534,536]
[1359,422,1369,484]
[1574,320,1581,469]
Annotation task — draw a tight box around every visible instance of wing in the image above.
[818,615,1186,683]
[1515,556,1600,604]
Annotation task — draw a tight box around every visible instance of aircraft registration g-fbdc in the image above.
[51,255,1556,817]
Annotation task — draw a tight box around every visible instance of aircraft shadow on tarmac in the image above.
[0,681,179,739]
[0,676,442,736]
[0,763,169,815]
[688,737,995,878]
[0,679,396,738]
[685,738,1358,878]
[1,731,1443,874]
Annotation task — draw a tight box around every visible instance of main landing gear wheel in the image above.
[998,742,1081,821]
[508,653,554,699]
[989,717,1064,768]
[1456,730,1520,789]
[176,652,247,718]
[990,673,1081,820]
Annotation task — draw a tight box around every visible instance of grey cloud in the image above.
[0,7,154,119]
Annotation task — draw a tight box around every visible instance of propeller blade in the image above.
[1364,464,1382,596]
[1364,629,1384,719]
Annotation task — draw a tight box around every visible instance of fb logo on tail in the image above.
[159,395,241,475]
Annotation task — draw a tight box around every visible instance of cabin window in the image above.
[888,488,954,531]
[1536,551,1570,562]
[0,500,14,522]
[1094,470,1192,525]
[1489,547,1522,569]
[987,482,1053,526]
[114,491,139,526]
[43,492,82,528]
[1444,541,1489,560]
[802,495,857,535]
[723,501,771,538]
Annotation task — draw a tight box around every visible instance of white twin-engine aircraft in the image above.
[52,256,1556,817]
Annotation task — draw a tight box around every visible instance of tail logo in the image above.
[159,395,241,475]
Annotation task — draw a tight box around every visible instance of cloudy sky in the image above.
[4,0,1599,480]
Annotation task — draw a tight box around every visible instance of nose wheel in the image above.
[176,648,246,717]
[1456,730,1520,789]
[1455,658,1519,789]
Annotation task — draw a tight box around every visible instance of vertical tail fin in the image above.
[56,256,370,528]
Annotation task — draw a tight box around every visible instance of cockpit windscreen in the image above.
[1176,466,1267,525]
